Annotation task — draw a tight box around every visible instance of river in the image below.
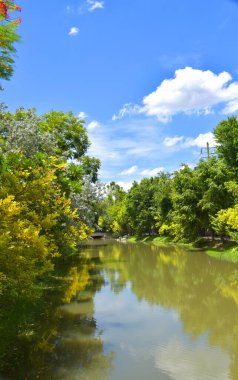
[1,240,238,379]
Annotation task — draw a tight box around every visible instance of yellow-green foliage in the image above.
[215,205,238,242]
[0,195,55,296]
[158,222,177,237]
[0,155,92,298]
[217,205,238,229]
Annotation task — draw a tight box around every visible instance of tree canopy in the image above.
[99,116,238,244]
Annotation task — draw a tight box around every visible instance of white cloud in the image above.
[187,132,216,148]
[87,120,163,165]
[87,0,104,11]
[164,136,185,147]
[140,167,165,176]
[78,111,88,119]
[142,67,238,122]
[117,181,133,191]
[163,132,216,149]
[86,117,217,183]
[222,100,238,114]
[112,103,141,121]
[180,163,196,170]
[87,120,100,129]
[86,118,169,184]
[120,166,138,175]
[67,1,104,15]
[68,27,79,36]
[114,68,238,123]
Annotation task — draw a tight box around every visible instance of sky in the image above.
[2,0,238,189]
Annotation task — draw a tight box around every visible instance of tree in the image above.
[98,182,128,235]
[213,116,238,169]
[40,111,90,160]
[171,165,204,241]
[197,157,234,219]
[0,106,99,300]
[79,156,101,183]
[0,1,21,84]
[0,153,82,297]
[214,205,238,243]
[0,108,56,157]
[212,181,238,243]
[72,176,106,229]
[0,107,98,195]
[152,173,173,235]
[125,178,157,235]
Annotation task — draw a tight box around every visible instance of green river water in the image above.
[1,241,238,379]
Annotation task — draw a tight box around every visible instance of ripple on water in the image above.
[153,337,230,380]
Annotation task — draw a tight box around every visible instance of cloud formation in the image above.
[115,67,238,123]
[120,166,138,175]
[87,120,100,129]
[142,67,238,122]
[112,103,141,121]
[87,0,104,12]
[163,136,184,147]
[87,118,217,184]
[66,1,104,15]
[120,165,165,177]
[78,111,88,119]
[164,132,216,149]
[117,181,133,191]
[140,167,165,176]
[68,27,79,36]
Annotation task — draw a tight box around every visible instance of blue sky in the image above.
[2,0,238,188]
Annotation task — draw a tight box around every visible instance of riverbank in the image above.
[127,235,238,263]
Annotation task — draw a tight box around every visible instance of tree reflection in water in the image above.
[2,241,238,380]
[88,242,238,380]
[0,254,113,380]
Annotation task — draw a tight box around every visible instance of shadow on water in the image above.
[0,254,113,380]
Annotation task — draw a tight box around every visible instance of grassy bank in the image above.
[128,235,238,263]
[128,235,174,243]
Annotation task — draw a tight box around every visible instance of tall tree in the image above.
[213,116,238,169]
[125,178,157,235]
[171,165,204,241]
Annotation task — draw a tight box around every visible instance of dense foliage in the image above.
[100,117,238,243]
[0,106,101,301]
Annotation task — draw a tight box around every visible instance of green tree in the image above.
[125,178,157,235]
[0,107,99,195]
[0,106,99,300]
[213,116,238,169]
[197,158,234,222]
[152,173,173,235]
[40,110,90,160]
[171,165,204,241]
[0,153,92,298]
[98,182,127,235]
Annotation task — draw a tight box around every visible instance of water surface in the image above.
[2,241,238,379]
